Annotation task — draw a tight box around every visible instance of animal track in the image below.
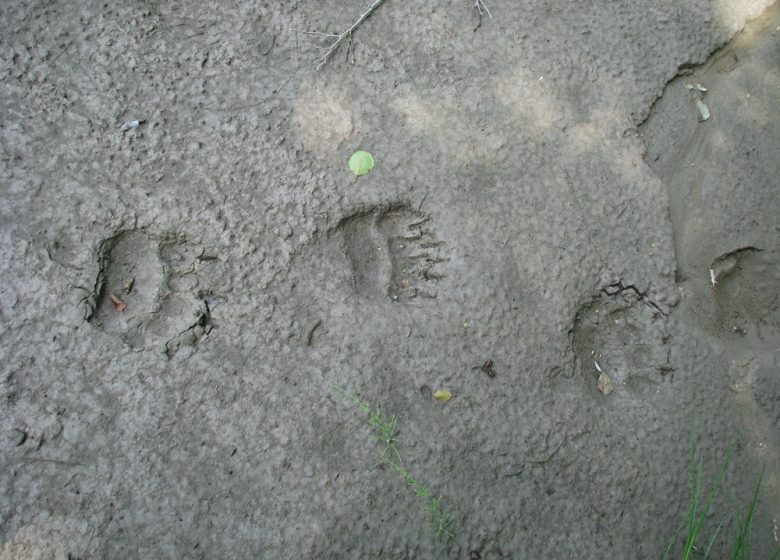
[571,284,671,399]
[91,231,162,342]
[89,230,213,356]
[752,358,780,428]
[710,248,780,349]
[340,206,445,303]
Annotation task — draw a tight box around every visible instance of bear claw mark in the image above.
[340,205,446,303]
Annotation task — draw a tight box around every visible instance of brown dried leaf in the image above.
[108,292,126,312]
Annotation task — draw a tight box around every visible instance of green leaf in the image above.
[349,150,375,176]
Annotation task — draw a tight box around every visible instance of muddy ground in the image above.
[1,1,779,558]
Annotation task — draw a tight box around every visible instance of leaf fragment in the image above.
[120,119,144,132]
[694,98,710,121]
[433,389,453,402]
[597,372,614,396]
[684,82,708,92]
[108,292,126,312]
[348,150,375,177]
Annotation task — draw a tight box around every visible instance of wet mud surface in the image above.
[1,1,779,558]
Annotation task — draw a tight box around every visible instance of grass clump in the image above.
[331,384,454,538]
[663,437,780,560]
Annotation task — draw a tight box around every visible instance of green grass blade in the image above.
[331,383,370,412]
[689,445,734,556]
[682,447,705,558]
[703,516,726,558]
[663,517,687,560]
[679,440,734,560]
[731,466,765,560]
[663,436,698,560]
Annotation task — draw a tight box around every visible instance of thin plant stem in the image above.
[731,466,764,560]
[307,0,386,70]
[332,383,454,538]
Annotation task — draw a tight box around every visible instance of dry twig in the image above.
[475,0,492,17]
[474,0,492,30]
[303,0,386,70]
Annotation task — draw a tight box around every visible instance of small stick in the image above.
[475,0,492,18]
[305,0,386,70]
[474,0,492,31]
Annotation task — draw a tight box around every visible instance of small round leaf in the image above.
[349,150,375,177]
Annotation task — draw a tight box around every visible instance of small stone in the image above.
[597,372,614,396]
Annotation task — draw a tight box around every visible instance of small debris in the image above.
[200,292,226,308]
[597,372,614,396]
[433,389,453,402]
[684,82,708,92]
[474,0,491,18]
[420,385,433,400]
[709,268,718,290]
[694,98,710,121]
[108,292,126,312]
[305,319,322,346]
[473,360,496,378]
[123,277,135,295]
[684,82,710,121]
[473,0,492,31]
[14,429,28,447]
[120,119,144,132]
